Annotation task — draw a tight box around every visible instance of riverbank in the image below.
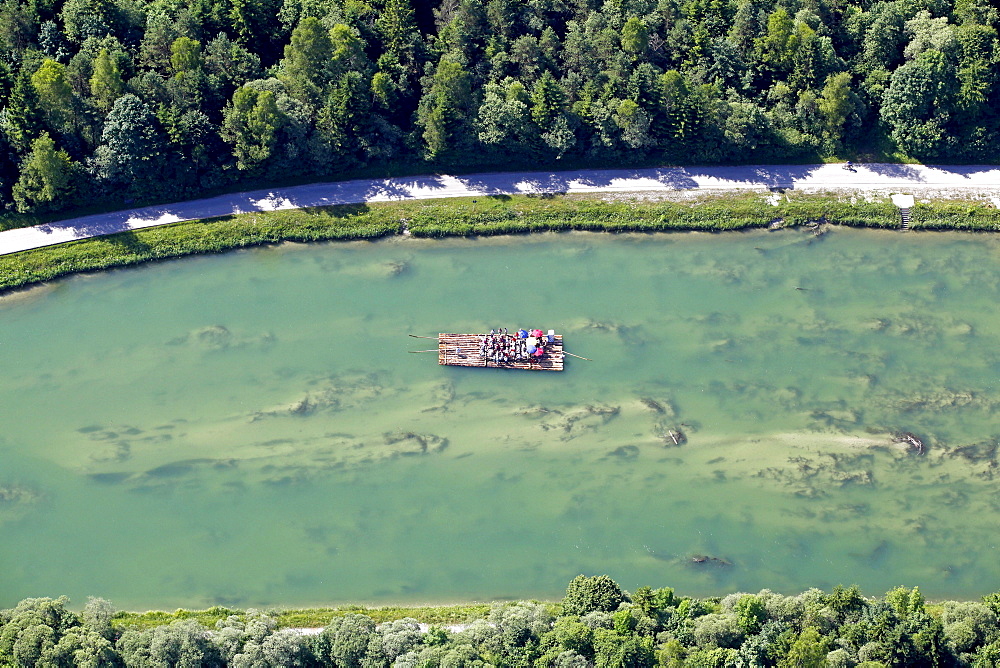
[112,602,498,630]
[101,591,967,632]
[5,162,1000,244]
[4,189,1000,294]
[103,593,959,632]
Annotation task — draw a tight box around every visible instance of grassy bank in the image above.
[112,602,498,630]
[3,190,997,294]
[910,200,1000,230]
[103,594,951,631]
[402,192,899,236]
[0,203,402,292]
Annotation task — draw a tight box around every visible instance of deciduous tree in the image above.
[562,575,628,617]
[221,86,285,171]
[60,0,113,44]
[90,49,124,110]
[13,132,77,211]
[476,80,532,150]
[171,37,203,73]
[314,613,376,668]
[278,17,333,104]
[880,50,956,157]
[92,93,168,189]
[31,59,75,130]
[817,72,855,148]
[621,17,648,57]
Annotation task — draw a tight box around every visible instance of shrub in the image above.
[562,575,628,617]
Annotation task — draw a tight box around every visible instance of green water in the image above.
[3,228,1000,610]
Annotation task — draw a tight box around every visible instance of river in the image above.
[2,228,999,609]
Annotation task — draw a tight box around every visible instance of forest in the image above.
[0,0,998,216]
[5,576,1000,666]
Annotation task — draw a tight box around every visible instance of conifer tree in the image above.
[1,69,44,156]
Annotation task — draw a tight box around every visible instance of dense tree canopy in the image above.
[6,580,1000,666]
[0,0,998,214]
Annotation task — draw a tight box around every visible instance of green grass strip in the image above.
[112,603,495,630]
[402,193,898,236]
[909,201,1000,230]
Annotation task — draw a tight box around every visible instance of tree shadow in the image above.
[100,229,152,255]
[298,202,371,221]
[863,163,928,181]
[454,167,698,194]
[37,207,184,241]
[452,164,830,195]
[922,164,1000,179]
[744,165,825,190]
[226,175,449,210]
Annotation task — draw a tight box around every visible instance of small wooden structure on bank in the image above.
[438,332,565,371]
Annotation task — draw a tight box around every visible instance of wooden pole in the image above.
[408,334,438,339]
[408,349,438,353]
[564,351,592,361]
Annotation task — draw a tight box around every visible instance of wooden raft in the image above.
[438,334,564,371]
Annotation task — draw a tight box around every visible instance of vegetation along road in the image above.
[2,162,1000,256]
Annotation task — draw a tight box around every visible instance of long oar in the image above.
[408,349,438,353]
[408,334,438,339]
[564,351,592,361]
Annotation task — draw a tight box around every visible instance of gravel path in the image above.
[3,163,999,256]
